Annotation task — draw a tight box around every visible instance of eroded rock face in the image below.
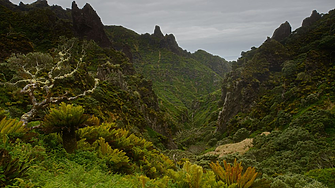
[71,1,111,48]
[302,10,322,27]
[145,25,185,55]
[153,25,164,39]
[217,80,259,133]
[271,21,291,41]
[162,34,182,55]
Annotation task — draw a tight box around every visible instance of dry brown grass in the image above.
[206,132,270,157]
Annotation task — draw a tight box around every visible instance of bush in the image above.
[43,103,90,153]
[77,123,175,178]
[168,161,227,188]
[0,148,29,186]
[210,159,258,188]
[245,127,334,175]
[23,160,135,188]
[232,128,249,142]
[289,109,335,135]
[305,168,335,188]
[268,173,327,188]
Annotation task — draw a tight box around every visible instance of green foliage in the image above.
[43,102,90,153]
[232,128,249,143]
[106,25,231,129]
[168,161,227,188]
[289,109,335,135]
[0,107,9,120]
[43,103,89,133]
[0,117,26,144]
[210,159,258,188]
[0,148,29,187]
[305,168,335,188]
[267,173,327,188]
[78,123,175,178]
[246,127,335,175]
[24,159,135,188]
[94,137,131,173]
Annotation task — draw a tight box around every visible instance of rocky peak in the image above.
[31,0,48,8]
[271,21,291,41]
[163,34,181,54]
[302,10,322,27]
[0,0,18,10]
[153,25,164,39]
[148,25,184,55]
[71,1,111,48]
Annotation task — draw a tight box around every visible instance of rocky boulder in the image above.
[271,21,291,41]
[302,10,322,27]
[71,1,111,48]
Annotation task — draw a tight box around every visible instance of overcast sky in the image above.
[10,0,335,61]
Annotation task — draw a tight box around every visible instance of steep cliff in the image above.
[105,25,231,129]
[271,21,292,41]
[217,9,335,135]
[72,1,112,48]
[302,10,322,27]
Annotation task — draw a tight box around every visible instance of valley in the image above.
[0,0,335,187]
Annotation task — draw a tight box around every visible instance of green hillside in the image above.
[0,0,335,187]
[105,25,231,129]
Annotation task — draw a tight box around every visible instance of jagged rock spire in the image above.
[71,1,111,48]
[271,21,291,41]
[153,25,164,39]
[302,10,322,27]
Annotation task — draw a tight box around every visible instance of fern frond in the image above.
[210,159,258,188]
[43,102,89,132]
[0,117,25,143]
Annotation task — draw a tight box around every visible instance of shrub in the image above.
[268,173,327,188]
[0,148,29,186]
[94,137,131,173]
[0,117,26,144]
[210,158,258,188]
[43,103,90,153]
[23,159,135,188]
[168,161,227,188]
[305,168,335,188]
[246,127,334,175]
[77,123,175,177]
[289,109,335,135]
[232,128,249,142]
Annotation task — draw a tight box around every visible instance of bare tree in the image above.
[2,38,99,125]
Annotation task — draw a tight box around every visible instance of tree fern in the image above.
[210,159,258,188]
[0,117,25,144]
[77,123,175,177]
[94,137,130,172]
[43,102,89,132]
[43,102,90,153]
[169,161,227,188]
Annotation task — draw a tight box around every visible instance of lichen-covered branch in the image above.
[3,39,99,125]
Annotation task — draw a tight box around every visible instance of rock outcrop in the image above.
[162,34,182,55]
[271,21,291,41]
[144,25,185,56]
[153,25,164,39]
[217,80,259,133]
[0,0,19,10]
[302,10,322,27]
[30,0,48,8]
[71,1,111,48]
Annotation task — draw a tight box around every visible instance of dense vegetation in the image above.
[0,0,334,187]
[105,26,231,129]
